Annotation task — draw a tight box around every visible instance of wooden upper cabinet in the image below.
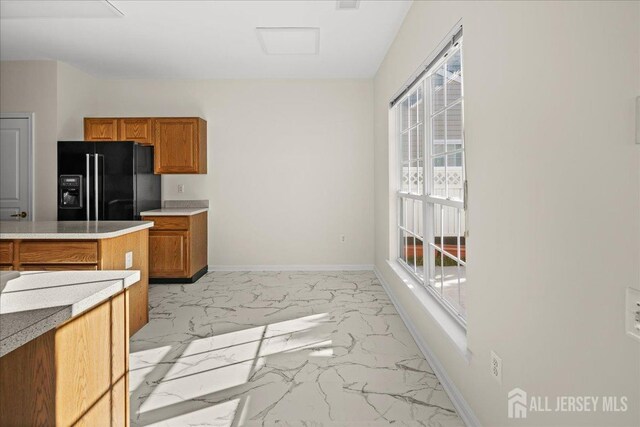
[83,117,207,174]
[84,118,118,141]
[119,118,153,145]
[154,118,207,174]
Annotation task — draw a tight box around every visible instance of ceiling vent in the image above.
[256,27,320,55]
[336,0,360,10]
[0,0,123,19]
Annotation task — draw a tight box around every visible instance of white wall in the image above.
[94,79,375,267]
[374,1,640,426]
[57,61,102,140]
[1,64,375,267]
[0,61,58,221]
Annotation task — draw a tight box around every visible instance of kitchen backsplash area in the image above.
[163,200,209,208]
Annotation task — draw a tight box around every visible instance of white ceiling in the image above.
[0,0,412,79]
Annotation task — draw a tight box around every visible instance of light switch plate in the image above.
[626,287,640,342]
[125,251,133,269]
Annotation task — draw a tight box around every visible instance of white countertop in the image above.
[0,221,153,240]
[0,270,140,357]
[140,208,208,217]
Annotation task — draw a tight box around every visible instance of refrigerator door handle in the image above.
[86,153,91,221]
[94,154,99,221]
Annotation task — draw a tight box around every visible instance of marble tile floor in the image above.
[130,271,463,427]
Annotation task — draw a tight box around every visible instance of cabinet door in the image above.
[149,231,189,277]
[154,118,201,174]
[119,118,153,145]
[0,241,13,264]
[84,118,118,141]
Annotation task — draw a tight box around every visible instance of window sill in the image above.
[385,259,470,362]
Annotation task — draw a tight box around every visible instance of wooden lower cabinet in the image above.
[0,229,149,337]
[142,212,207,283]
[0,290,129,426]
[149,231,189,277]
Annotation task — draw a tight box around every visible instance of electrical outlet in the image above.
[125,251,133,269]
[626,287,640,342]
[340,234,346,243]
[490,350,502,384]
[177,184,185,193]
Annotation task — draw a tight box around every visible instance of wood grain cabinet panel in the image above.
[55,297,113,425]
[146,216,189,231]
[0,241,13,264]
[84,116,207,174]
[19,241,98,264]
[154,118,207,174]
[143,212,207,282]
[1,230,148,338]
[0,292,130,427]
[100,229,149,337]
[0,329,55,425]
[148,231,189,277]
[84,118,118,141]
[119,118,153,145]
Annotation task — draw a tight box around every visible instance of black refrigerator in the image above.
[57,141,161,221]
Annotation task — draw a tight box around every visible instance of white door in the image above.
[0,116,32,221]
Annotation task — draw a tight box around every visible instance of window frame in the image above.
[394,37,467,327]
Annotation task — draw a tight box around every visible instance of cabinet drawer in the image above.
[0,265,13,271]
[20,264,98,271]
[0,241,13,264]
[19,241,98,264]
[143,216,189,231]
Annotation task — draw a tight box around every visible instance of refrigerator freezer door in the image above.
[134,145,161,217]
[95,142,135,220]
[58,142,96,221]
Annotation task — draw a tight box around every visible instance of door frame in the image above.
[0,112,34,221]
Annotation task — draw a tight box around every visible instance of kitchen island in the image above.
[0,220,153,335]
[0,270,139,426]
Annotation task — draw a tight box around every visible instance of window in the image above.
[394,35,467,324]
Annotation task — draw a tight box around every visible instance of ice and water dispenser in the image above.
[59,175,82,209]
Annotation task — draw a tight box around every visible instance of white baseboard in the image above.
[209,264,374,272]
[373,266,481,427]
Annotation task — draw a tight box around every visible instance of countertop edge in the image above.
[68,272,140,317]
[140,208,208,217]
[0,307,71,358]
[0,270,141,357]
[0,221,154,240]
